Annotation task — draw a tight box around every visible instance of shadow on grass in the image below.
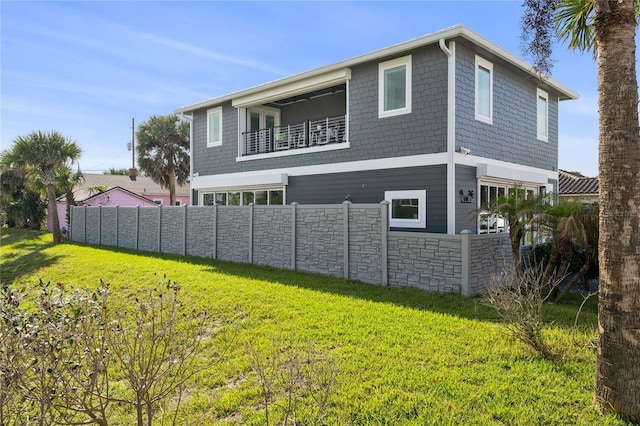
[63,240,598,328]
[1,230,62,284]
[70,242,501,323]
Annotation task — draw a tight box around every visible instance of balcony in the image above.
[241,115,346,157]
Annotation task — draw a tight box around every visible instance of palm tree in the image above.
[55,166,84,234]
[1,131,82,243]
[136,115,190,206]
[533,200,599,301]
[476,185,545,271]
[523,0,640,417]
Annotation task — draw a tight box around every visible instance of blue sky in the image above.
[2,1,601,176]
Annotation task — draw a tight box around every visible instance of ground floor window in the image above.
[384,190,426,228]
[201,188,284,206]
[479,182,539,243]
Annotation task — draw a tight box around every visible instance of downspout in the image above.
[181,113,194,206]
[439,38,456,234]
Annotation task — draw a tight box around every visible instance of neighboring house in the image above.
[49,173,190,233]
[558,169,599,203]
[175,24,578,234]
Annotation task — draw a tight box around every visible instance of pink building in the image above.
[48,173,190,234]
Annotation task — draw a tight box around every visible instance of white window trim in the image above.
[207,106,223,147]
[385,190,426,229]
[475,55,493,125]
[378,55,412,118]
[536,88,549,142]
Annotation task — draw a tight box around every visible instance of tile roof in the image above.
[67,173,189,202]
[558,170,599,195]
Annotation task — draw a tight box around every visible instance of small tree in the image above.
[107,276,221,426]
[0,168,46,229]
[136,115,190,206]
[0,131,81,243]
[484,263,564,358]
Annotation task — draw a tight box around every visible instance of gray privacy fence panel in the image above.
[160,207,185,255]
[138,208,160,252]
[100,208,117,247]
[295,205,344,278]
[69,205,510,296]
[185,207,216,258]
[468,234,512,297]
[216,207,250,263]
[252,206,292,270]
[348,205,383,284]
[117,207,138,250]
[388,232,462,292]
[85,208,101,245]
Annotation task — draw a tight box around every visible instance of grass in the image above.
[0,228,626,425]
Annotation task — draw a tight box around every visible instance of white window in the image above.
[378,55,412,118]
[537,88,549,141]
[207,106,222,147]
[384,190,426,228]
[475,56,493,124]
[200,189,284,206]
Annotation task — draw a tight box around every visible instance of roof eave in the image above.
[174,24,578,114]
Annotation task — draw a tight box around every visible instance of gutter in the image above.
[440,38,456,235]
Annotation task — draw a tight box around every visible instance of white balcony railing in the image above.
[242,115,346,156]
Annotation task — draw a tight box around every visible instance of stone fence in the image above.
[69,203,511,297]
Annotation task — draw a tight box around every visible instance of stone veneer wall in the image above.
[468,233,512,297]
[69,204,508,295]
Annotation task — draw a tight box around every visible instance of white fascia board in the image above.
[192,173,288,191]
[175,24,577,115]
[232,68,352,108]
[475,162,551,184]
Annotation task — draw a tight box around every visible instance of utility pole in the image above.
[129,117,137,180]
[131,117,135,169]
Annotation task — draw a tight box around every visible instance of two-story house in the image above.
[175,24,577,235]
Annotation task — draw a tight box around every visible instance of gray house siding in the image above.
[191,45,449,178]
[286,165,447,233]
[454,44,559,171]
[455,164,478,234]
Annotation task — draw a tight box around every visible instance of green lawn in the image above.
[0,228,625,425]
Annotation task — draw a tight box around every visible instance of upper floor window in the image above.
[207,106,222,147]
[537,88,549,142]
[475,56,493,124]
[379,55,412,118]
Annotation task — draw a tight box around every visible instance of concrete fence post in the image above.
[291,203,298,270]
[183,204,188,256]
[135,205,140,250]
[249,204,254,264]
[213,204,218,259]
[380,201,390,286]
[70,206,74,242]
[98,205,102,245]
[115,205,119,247]
[157,206,162,253]
[460,229,472,297]
[342,201,351,280]
[84,205,87,243]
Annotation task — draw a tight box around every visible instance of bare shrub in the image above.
[0,275,229,426]
[484,263,563,357]
[107,275,228,426]
[247,337,338,425]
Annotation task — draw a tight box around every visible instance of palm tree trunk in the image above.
[46,183,62,243]
[169,171,176,206]
[594,0,640,418]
